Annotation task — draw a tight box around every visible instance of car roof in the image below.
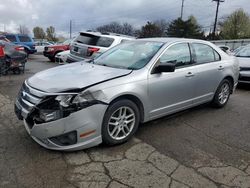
[79,31,134,40]
[137,37,211,44]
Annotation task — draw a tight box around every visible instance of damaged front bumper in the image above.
[15,81,108,151]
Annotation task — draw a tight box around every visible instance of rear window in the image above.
[18,35,32,42]
[5,35,17,42]
[76,33,114,47]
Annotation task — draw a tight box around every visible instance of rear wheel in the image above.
[49,57,55,62]
[211,79,232,108]
[102,99,140,145]
[24,48,29,58]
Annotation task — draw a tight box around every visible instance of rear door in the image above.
[190,43,225,104]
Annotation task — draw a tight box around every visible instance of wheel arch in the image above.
[109,94,145,123]
[223,75,234,93]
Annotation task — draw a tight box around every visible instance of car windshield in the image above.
[235,47,250,57]
[63,39,72,44]
[94,41,164,70]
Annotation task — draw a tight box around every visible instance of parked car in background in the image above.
[0,44,5,75]
[4,34,37,55]
[43,39,72,62]
[235,46,250,84]
[55,50,70,65]
[219,45,231,54]
[15,38,239,151]
[67,31,134,63]
[35,41,53,53]
[0,40,27,74]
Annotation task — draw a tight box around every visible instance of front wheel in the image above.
[211,79,232,108]
[102,99,140,145]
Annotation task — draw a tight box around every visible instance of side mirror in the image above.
[154,63,175,73]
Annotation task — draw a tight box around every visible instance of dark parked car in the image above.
[0,40,27,74]
[43,39,72,62]
[4,33,37,55]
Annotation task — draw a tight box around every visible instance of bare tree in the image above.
[33,26,46,39]
[19,25,30,34]
[96,22,134,36]
[46,26,57,42]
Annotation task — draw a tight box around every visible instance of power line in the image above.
[212,0,225,39]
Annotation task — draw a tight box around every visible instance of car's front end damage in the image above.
[15,81,108,151]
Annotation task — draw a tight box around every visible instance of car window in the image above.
[18,36,32,42]
[76,33,114,47]
[192,43,217,64]
[5,35,17,42]
[160,43,191,68]
[214,50,221,61]
[94,41,163,70]
[235,47,250,57]
[96,37,114,47]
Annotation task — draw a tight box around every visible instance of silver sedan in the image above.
[15,38,239,151]
[235,46,250,84]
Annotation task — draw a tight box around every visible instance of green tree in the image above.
[219,9,250,39]
[138,21,163,38]
[46,26,57,42]
[167,16,204,39]
[33,26,46,39]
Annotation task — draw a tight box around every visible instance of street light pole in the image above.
[180,0,184,20]
[212,0,225,39]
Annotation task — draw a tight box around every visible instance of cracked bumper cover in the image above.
[19,103,108,151]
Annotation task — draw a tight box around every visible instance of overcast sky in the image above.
[0,0,249,37]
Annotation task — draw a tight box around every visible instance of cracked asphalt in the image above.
[0,55,250,188]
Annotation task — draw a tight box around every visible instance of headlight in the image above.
[47,48,54,52]
[55,95,74,107]
[55,90,107,108]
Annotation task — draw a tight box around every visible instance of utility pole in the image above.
[70,20,72,39]
[212,0,225,39]
[180,0,184,20]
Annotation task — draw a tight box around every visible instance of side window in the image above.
[18,36,32,42]
[96,37,114,47]
[5,35,17,42]
[160,43,191,67]
[192,43,217,64]
[214,50,221,61]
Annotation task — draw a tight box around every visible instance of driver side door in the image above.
[148,42,197,120]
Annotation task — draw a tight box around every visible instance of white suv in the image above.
[66,31,134,63]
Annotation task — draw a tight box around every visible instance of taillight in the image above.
[0,46,5,57]
[87,47,100,56]
[15,46,24,51]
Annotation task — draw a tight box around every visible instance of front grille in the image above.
[44,47,48,51]
[17,82,45,120]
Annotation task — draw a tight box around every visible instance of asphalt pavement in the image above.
[0,55,250,187]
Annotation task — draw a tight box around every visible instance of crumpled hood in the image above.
[237,57,250,68]
[27,62,132,93]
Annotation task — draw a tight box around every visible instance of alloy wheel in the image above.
[107,106,135,140]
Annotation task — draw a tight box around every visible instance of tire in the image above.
[211,79,232,108]
[24,49,29,58]
[102,99,140,145]
[49,57,55,62]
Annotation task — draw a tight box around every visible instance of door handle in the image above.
[185,72,195,77]
[218,66,224,71]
